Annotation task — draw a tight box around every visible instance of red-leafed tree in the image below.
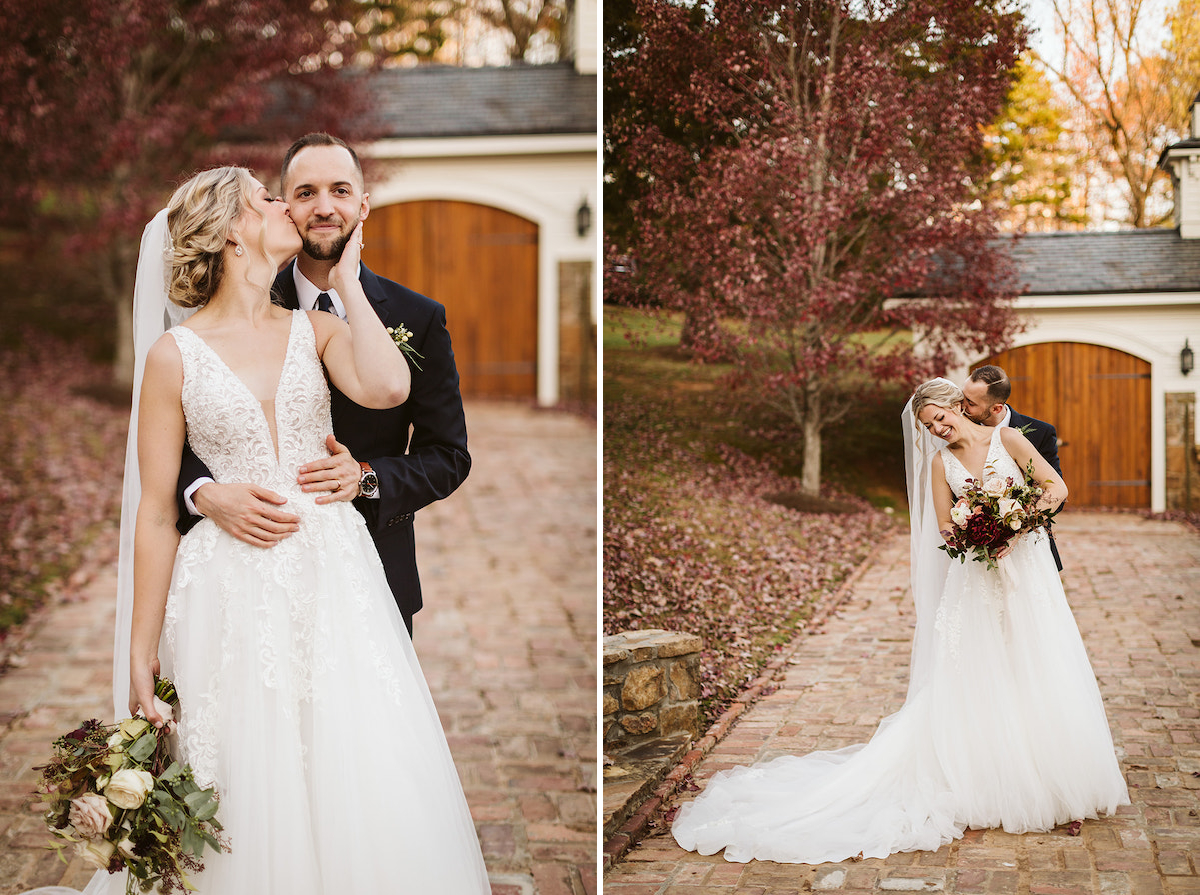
[607,0,1027,495]
[0,0,378,384]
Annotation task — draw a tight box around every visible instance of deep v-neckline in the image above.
[944,426,1003,483]
[179,311,299,461]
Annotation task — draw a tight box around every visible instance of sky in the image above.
[1019,0,1174,60]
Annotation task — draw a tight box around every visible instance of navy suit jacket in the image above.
[1007,406,1062,570]
[176,262,471,626]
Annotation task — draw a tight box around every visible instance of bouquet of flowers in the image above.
[34,678,227,894]
[940,459,1061,570]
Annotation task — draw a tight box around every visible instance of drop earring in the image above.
[235,245,243,257]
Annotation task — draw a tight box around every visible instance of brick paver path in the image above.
[0,401,596,895]
[606,512,1200,895]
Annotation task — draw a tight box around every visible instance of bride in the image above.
[671,377,1128,864]
[38,167,490,893]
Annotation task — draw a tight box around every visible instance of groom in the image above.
[960,364,1062,571]
[176,133,471,634]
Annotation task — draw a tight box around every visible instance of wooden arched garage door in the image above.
[980,343,1150,508]
[360,200,538,399]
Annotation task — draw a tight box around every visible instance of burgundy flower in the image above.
[963,508,1014,549]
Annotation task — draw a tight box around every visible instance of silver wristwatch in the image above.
[358,461,380,499]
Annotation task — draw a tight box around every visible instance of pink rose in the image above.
[68,792,113,839]
[982,477,1007,498]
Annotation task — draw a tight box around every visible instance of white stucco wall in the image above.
[363,134,599,406]
[947,293,1200,512]
[574,0,599,75]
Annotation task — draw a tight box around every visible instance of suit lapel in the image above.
[358,265,391,324]
[273,262,301,310]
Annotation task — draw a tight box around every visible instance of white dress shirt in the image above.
[293,264,355,320]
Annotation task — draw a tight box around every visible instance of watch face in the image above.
[361,469,379,496]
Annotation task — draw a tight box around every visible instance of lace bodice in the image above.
[168,311,331,494]
[940,426,1023,498]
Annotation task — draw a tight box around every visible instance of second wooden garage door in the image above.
[361,200,538,399]
[980,342,1150,508]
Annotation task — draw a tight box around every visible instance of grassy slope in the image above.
[604,306,905,725]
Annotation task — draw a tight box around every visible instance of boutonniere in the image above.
[386,324,424,371]
[1016,423,1035,436]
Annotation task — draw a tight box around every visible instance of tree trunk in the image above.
[113,288,135,389]
[800,382,822,495]
[679,311,702,353]
[109,235,138,389]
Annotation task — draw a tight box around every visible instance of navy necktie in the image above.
[316,292,335,314]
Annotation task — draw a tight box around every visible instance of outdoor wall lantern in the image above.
[576,197,592,238]
[1183,339,1195,376]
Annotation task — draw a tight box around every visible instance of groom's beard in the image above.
[302,224,354,262]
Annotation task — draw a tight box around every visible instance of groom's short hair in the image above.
[968,365,1012,405]
[280,132,364,192]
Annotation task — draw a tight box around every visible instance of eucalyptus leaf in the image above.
[182,791,210,812]
[157,799,186,830]
[181,824,204,856]
[127,731,157,763]
[194,797,219,822]
[159,761,183,783]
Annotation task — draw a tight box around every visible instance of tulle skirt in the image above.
[80,499,490,894]
[671,531,1129,864]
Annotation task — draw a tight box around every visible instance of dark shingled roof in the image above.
[1008,229,1200,295]
[226,63,596,142]
[363,63,596,138]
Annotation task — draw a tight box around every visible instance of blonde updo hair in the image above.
[165,166,259,309]
[911,378,963,427]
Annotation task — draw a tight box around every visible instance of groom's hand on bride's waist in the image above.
[193,482,301,549]
[299,434,361,506]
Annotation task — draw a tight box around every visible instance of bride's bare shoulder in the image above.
[147,330,184,364]
[999,425,1032,451]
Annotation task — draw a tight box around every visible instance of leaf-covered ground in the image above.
[0,330,128,637]
[604,306,902,725]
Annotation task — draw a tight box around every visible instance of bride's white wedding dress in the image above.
[671,425,1129,864]
[75,310,490,894]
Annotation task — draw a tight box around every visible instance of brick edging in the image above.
[601,533,893,870]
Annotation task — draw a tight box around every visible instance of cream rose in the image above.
[950,499,971,528]
[105,768,155,810]
[997,497,1020,520]
[68,792,113,839]
[982,477,1007,498]
[76,837,116,870]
